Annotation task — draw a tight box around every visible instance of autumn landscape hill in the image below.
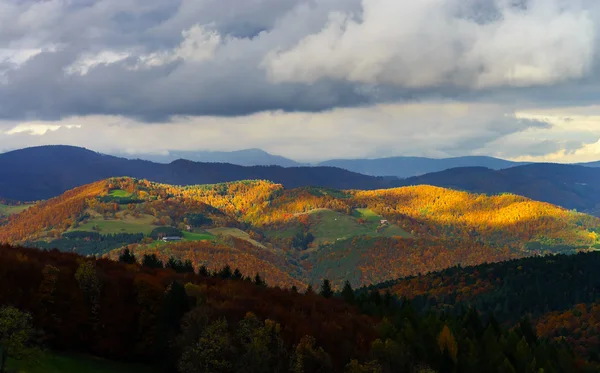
[396,163,600,216]
[0,145,393,201]
[1,177,599,289]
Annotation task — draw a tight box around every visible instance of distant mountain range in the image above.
[0,145,392,201]
[117,149,528,177]
[317,156,528,177]
[5,145,600,217]
[116,148,304,167]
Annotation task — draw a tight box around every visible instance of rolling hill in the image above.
[0,145,393,201]
[396,163,600,216]
[1,177,598,288]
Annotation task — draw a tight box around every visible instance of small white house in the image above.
[380,219,389,225]
[162,236,183,242]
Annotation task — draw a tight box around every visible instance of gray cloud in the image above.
[0,0,597,122]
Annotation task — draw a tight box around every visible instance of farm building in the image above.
[162,236,183,242]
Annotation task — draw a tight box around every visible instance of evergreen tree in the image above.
[233,268,243,280]
[142,254,163,269]
[319,279,333,299]
[158,281,191,371]
[341,280,355,304]
[166,257,183,272]
[118,248,136,264]
[182,260,195,274]
[254,273,265,287]
[198,265,209,277]
[219,265,233,279]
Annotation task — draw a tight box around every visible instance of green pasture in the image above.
[7,352,151,373]
[0,203,31,216]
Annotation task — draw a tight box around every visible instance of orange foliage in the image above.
[110,239,304,289]
[537,303,600,359]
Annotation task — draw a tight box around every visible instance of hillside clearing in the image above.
[0,203,31,216]
[73,219,155,235]
[107,189,131,198]
[182,230,216,241]
[309,209,411,245]
[207,227,267,249]
[7,352,152,373]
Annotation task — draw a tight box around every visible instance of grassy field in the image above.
[108,189,131,198]
[353,208,381,221]
[182,230,215,241]
[7,352,151,373]
[74,217,155,235]
[309,209,411,244]
[263,208,410,247]
[0,203,31,216]
[207,227,267,248]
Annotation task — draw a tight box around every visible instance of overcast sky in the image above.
[1,0,600,162]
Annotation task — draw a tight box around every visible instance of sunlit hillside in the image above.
[1,177,598,287]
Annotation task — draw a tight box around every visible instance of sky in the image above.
[0,0,600,162]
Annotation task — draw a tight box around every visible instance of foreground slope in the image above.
[1,177,598,287]
[1,244,583,373]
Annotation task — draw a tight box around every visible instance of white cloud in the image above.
[265,0,595,88]
[5,123,81,136]
[65,51,131,75]
[139,24,222,67]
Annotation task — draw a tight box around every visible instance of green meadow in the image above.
[7,352,151,373]
[0,203,31,216]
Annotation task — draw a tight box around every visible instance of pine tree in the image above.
[254,273,266,287]
[219,265,233,279]
[166,257,183,272]
[319,279,333,299]
[198,265,209,276]
[233,268,243,280]
[341,280,355,304]
[182,260,195,274]
[142,254,163,269]
[118,248,136,264]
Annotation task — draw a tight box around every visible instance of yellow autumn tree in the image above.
[438,325,458,362]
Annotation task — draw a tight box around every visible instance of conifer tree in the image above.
[118,248,136,264]
[319,279,333,299]
[341,281,355,304]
